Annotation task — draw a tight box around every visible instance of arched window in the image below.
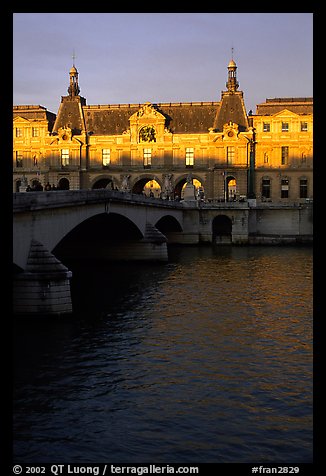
[139,126,156,143]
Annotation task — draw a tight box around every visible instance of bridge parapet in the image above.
[13,190,184,212]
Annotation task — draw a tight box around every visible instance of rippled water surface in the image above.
[13,246,313,463]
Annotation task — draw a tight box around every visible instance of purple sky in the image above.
[13,13,313,115]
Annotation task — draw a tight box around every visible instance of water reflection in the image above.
[13,246,313,463]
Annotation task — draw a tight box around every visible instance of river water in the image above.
[13,245,313,464]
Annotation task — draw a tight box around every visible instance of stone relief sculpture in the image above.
[162,173,173,199]
[121,174,131,192]
[137,102,159,118]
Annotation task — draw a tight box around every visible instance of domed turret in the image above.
[226,57,239,92]
[68,63,80,96]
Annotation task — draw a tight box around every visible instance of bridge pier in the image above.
[13,240,73,316]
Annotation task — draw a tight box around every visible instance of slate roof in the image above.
[256,97,313,115]
[52,96,86,135]
[15,96,313,138]
[213,92,249,132]
[13,105,56,130]
[82,101,222,135]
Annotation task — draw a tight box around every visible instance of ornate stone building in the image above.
[13,59,313,203]
[252,97,313,202]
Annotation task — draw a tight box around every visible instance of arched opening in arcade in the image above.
[174,177,204,200]
[226,176,237,201]
[132,177,162,197]
[58,177,70,190]
[92,178,115,190]
[31,178,43,191]
[212,214,232,244]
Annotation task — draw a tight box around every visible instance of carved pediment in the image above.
[222,121,239,138]
[13,116,31,124]
[58,126,72,141]
[273,109,300,118]
[50,126,83,145]
[129,102,166,144]
[129,102,165,122]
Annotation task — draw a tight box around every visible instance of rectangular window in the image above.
[15,152,23,167]
[300,179,308,198]
[15,128,22,137]
[32,127,39,137]
[281,122,289,132]
[281,178,289,198]
[300,122,308,132]
[263,122,270,132]
[227,146,235,165]
[281,146,289,165]
[102,149,111,166]
[185,147,194,167]
[143,148,152,168]
[61,149,69,166]
[262,179,271,199]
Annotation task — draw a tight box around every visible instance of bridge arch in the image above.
[52,212,144,263]
[13,190,184,269]
[155,214,183,243]
[212,214,232,244]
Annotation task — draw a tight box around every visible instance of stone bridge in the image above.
[13,189,312,316]
[13,189,250,270]
[13,189,250,315]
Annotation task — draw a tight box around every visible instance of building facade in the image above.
[13,59,313,203]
